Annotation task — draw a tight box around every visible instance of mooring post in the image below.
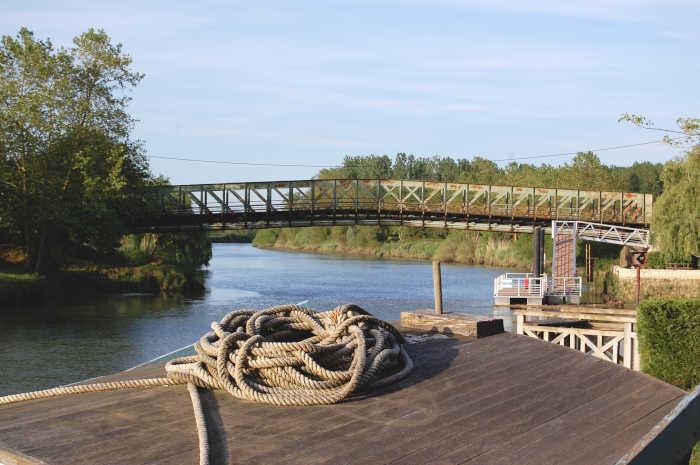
[433,261,443,315]
[533,226,543,276]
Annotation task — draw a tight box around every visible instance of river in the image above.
[0,243,513,396]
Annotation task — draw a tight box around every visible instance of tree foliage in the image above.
[619,113,700,147]
[638,298,700,390]
[317,151,664,195]
[651,148,700,260]
[0,28,209,275]
[0,28,151,272]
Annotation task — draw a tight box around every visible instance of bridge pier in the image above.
[532,226,544,277]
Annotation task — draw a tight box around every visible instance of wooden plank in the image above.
[521,324,626,337]
[515,309,636,323]
[467,372,683,465]
[380,351,619,465]
[0,333,685,465]
[400,311,504,338]
[614,384,700,465]
[317,339,583,465]
[559,306,637,316]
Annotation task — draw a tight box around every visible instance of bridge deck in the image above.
[0,333,684,465]
[135,179,652,232]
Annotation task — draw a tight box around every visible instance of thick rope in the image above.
[164,304,413,406]
[0,304,413,465]
[187,383,210,465]
[0,377,179,404]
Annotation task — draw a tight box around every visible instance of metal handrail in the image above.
[494,274,547,298]
[547,276,583,296]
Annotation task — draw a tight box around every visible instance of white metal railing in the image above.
[547,276,583,296]
[494,274,547,298]
[552,220,650,249]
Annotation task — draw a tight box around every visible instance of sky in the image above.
[2,0,699,183]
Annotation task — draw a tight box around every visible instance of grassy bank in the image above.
[209,230,255,243]
[253,226,534,269]
[0,234,210,306]
[253,227,664,305]
[0,263,203,307]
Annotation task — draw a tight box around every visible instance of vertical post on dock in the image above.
[585,243,593,282]
[433,261,443,315]
[533,226,544,276]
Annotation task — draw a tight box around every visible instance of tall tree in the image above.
[0,28,149,273]
[651,148,700,260]
[619,113,700,146]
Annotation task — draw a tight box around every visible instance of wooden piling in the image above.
[432,261,443,315]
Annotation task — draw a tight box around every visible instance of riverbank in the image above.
[0,233,211,306]
[0,263,204,307]
[253,226,534,269]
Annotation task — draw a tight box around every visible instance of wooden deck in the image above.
[0,332,686,465]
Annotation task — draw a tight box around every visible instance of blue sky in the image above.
[3,0,699,183]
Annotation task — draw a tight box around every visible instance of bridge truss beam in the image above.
[552,220,651,249]
[134,179,652,233]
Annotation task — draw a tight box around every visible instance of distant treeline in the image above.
[263,148,699,269]
[318,152,664,196]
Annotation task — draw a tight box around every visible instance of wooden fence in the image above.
[515,308,640,370]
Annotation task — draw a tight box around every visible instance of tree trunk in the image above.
[33,228,48,275]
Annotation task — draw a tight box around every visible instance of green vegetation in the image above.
[0,272,46,305]
[0,28,211,299]
[651,147,699,262]
[209,230,256,243]
[638,298,700,390]
[637,297,700,464]
[319,151,664,194]
[258,136,699,278]
[254,226,535,269]
[620,114,700,267]
[0,28,149,273]
[0,231,211,304]
[257,150,665,273]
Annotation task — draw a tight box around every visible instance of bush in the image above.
[252,229,280,247]
[645,251,690,269]
[637,298,700,390]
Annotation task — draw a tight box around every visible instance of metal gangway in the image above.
[493,273,583,306]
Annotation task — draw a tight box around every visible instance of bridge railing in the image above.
[138,179,652,230]
[494,274,547,298]
[547,276,583,296]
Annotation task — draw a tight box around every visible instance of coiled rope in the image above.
[0,304,413,465]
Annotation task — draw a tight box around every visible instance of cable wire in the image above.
[147,137,674,168]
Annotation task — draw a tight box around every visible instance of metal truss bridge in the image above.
[134,179,652,235]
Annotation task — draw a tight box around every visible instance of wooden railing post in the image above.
[432,261,443,315]
[516,313,524,334]
[632,324,640,371]
[623,322,632,369]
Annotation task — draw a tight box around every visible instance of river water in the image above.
[0,243,513,396]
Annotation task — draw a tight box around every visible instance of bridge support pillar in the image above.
[552,222,577,279]
[549,221,580,304]
[532,227,545,276]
